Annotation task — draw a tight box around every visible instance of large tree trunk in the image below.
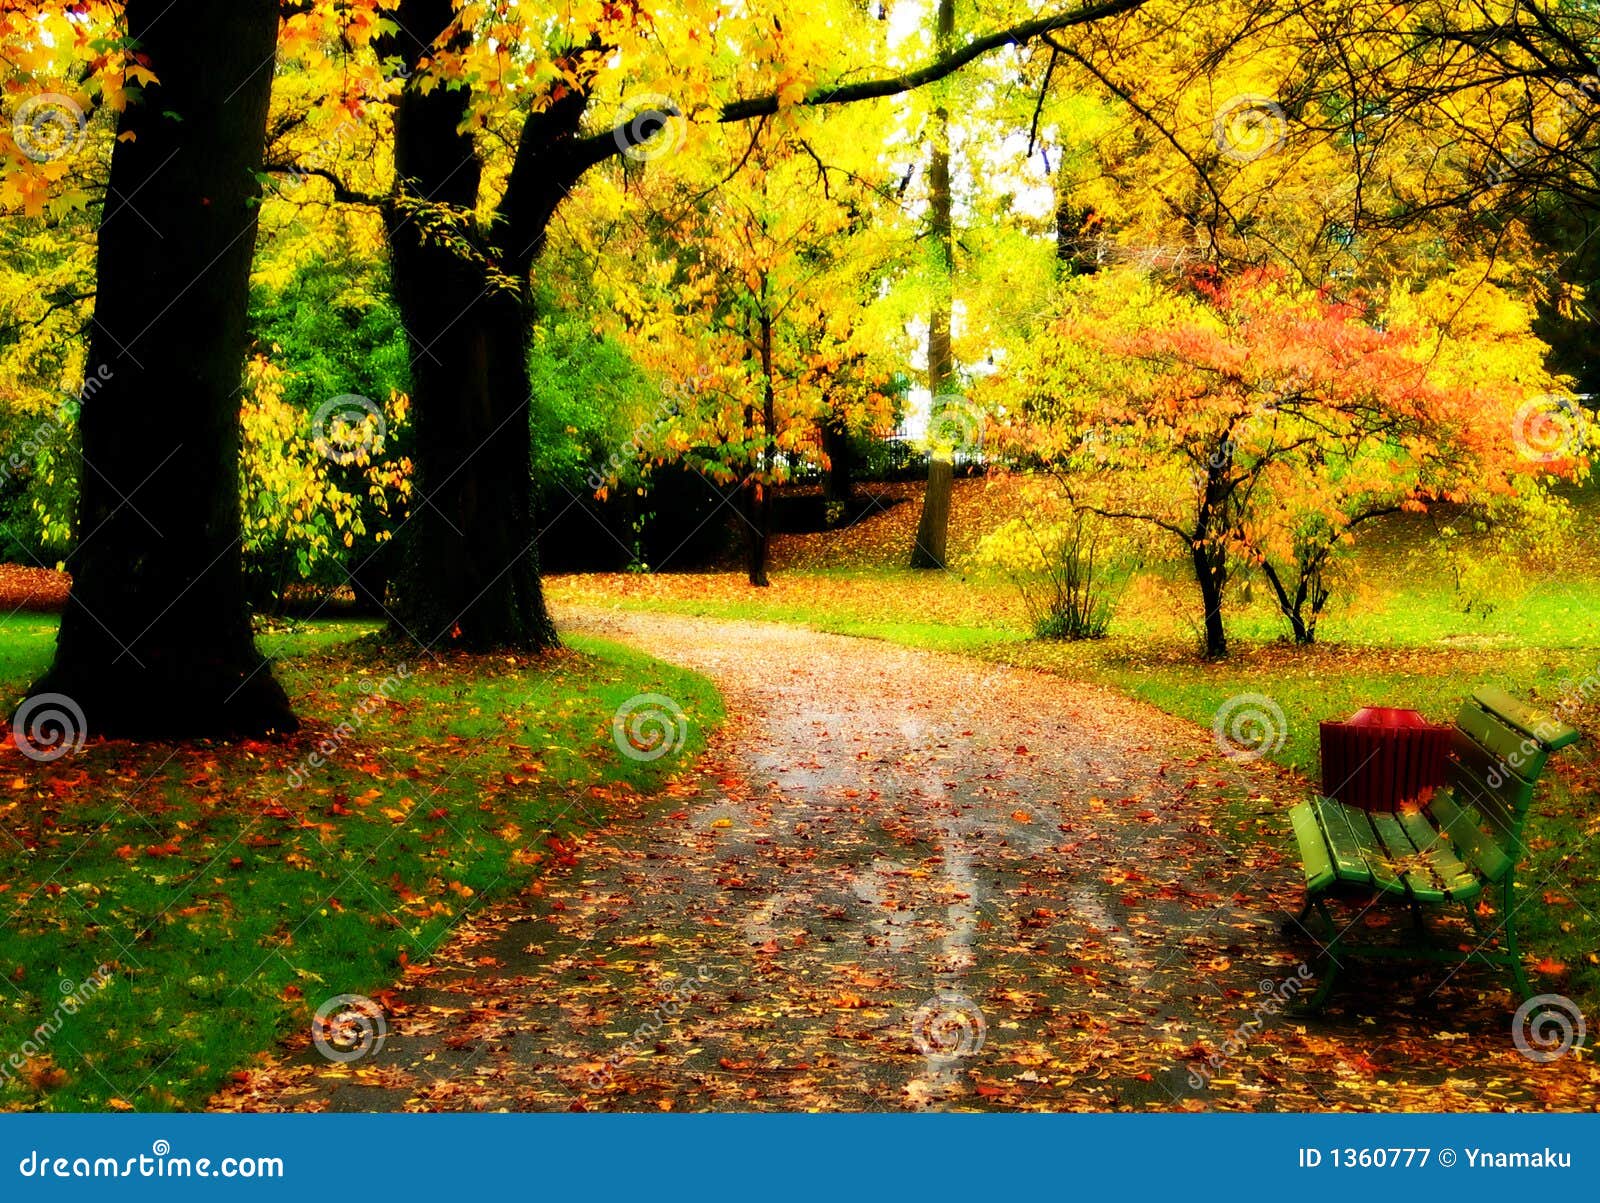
[19,0,294,738]
[379,0,556,651]
[910,0,958,571]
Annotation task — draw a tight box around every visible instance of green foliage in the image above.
[238,355,412,606]
[247,257,411,417]
[525,310,655,500]
[1434,485,1575,619]
[239,257,415,606]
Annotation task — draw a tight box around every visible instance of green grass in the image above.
[0,614,58,687]
[0,617,721,1111]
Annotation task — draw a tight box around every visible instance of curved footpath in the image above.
[217,609,1597,1111]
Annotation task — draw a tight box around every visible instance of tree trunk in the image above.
[1260,560,1312,645]
[1192,542,1229,659]
[821,415,853,514]
[1192,455,1232,660]
[382,238,555,650]
[741,482,772,587]
[19,0,294,738]
[909,0,958,571]
[742,309,776,588]
[378,0,556,651]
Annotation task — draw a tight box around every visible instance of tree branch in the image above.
[569,0,1146,167]
[261,162,384,206]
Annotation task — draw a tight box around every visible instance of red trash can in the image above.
[1318,706,1452,812]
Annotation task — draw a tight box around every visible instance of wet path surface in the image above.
[219,611,1598,1111]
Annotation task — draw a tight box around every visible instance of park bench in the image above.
[1287,686,1579,1010]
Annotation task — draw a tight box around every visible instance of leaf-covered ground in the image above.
[219,611,1598,1112]
[0,615,721,1111]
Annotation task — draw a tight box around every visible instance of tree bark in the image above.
[742,308,776,587]
[19,0,294,738]
[377,0,557,651]
[821,415,853,514]
[910,0,958,571]
[1192,459,1231,659]
[1192,542,1229,659]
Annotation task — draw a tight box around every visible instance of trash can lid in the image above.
[1347,706,1430,727]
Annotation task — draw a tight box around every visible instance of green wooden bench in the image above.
[1287,686,1579,1009]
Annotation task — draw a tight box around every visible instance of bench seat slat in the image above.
[1330,801,1407,895]
[1313,796,1372,884]
[1290,801,1337,893]
[1395,807,1482,900]
[1425,792,1513,882]
[1370,810,1448,903]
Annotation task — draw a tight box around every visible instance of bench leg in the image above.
[1283,892,1338,936]
[1291,897,1343,1013]
[1279,894,1316,938]
[1502,879,1533,1003]
[1297,945,1342,1013]
[1408,899,1429,937]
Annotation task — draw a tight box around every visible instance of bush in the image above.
[975,483,1138,639]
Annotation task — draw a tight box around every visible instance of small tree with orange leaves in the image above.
[988,265,1588,657]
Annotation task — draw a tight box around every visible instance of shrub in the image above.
[975,484,1138,639]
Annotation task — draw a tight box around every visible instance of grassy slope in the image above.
[0,617,721,1112]
[548,488,1600,1013]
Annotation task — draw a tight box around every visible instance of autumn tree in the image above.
[991,266,1579,657]
[10,0,296,735]
[265,0,1149,646]
[597,126,900,586]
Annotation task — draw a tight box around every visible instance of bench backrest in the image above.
[1427,687,1578,883]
